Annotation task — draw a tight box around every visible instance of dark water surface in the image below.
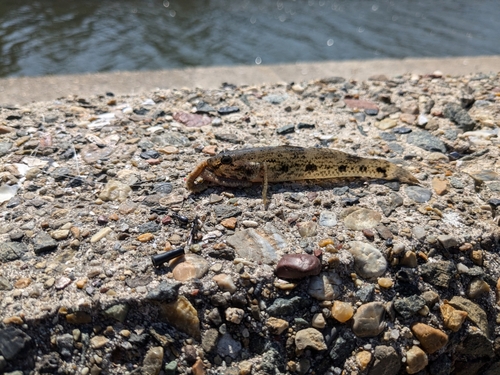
[1,0,499,78]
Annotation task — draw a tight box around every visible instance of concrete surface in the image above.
[0,55,499,105]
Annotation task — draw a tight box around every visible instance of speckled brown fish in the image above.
[186,146,418,204]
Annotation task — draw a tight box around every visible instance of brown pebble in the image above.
[318,238,334,247]
[432,177,449,196]
[411,323,448,354]
[14,277,32,289]
[220,217,237,230]
[275,254,321,279]
[192,358,206,375]
[137,233,154,242]
[3,316,24,325]
[108,213,119,221]
[202,145,218,155]
[362,229,375,240]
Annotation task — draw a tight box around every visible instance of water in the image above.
[1,0,499,78]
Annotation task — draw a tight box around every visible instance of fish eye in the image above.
[220,155,232,164]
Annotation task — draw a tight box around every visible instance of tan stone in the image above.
[378,277,393,289]
[400,113,416,124]
[400,251,418,268]
[331,301,354,323]
[170,254,209,282]
[356,350,372,371]
[192,358,206,375]
[212,274,237,293]
[238,360,253,375]
[76,278,88,289]
[159,295,201,340]
[468,278,490,299]
[406,346,428,374]
[440,303,467,332]
[266,317,289,335]
[470,250,483,266]
[311,313,326,329]
[3,316,24,325]
[295,328,327,352]
[14,277,32,289]
[411,323,448,354]
[137,233,154,242]
[220,217,237,229]
[432,177,449,196]
[90,335,109,349]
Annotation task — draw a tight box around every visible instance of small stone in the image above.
[212,274,237,293]
[14,277,32,289]
[173,112,211,127]
[217,333,241,359]
[218,106,239,115]
[142,346,164,375]
[376,119,397,130]
[164,361,178,375]
[238,360,253,375]
[225,307,245,324]
[98,180,131,202]
[3,316,23,325]
[275,254,321,279]
[55,276,72,290]
[159,296,201,340]
[319,211,337,227]
[400,251,418,268]
[90,336,109,349]
[66,311,92,324]
[443,103,476,131]
[406,346,428,374]
[226,228,279,264]
[192,358,205,375]
[276,124,295,135]
[356,350,372,371]
[220,217,237,229]
[311,313,326,329]
[343,208,381,230]
[307,271,342,301]
[348,241,387,279]
[411,323,448,354]
[407,130,446,153]
[331,301,354,323]
[352,302,386,338]
[103,304,129,323]
[90,227,113,243]
[0,327,32,360]
[420,260,455,288]
[297,221,318,237]
[431,177,449,196]
[266,317,289,335]
[33,232,58,254]
[295,328,327,352]
[400,113,416,124]
[468,278,490,299]
[394,295,426,319]
[137,233,154,242]
[267,296,308,316]
[201,328,219,354]
[51,229,70,240]
[378,277,393,289]
[170,254,209,282]
[405,186,432,203]
[0,242,28,262]
[440,302,467,332]
[370,345,401,375]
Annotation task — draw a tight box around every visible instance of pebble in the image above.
[443,103,476,131]
[331,301,354,323]
[173,112,211,127]
[33,232,58,254]
[0,327,32,359]
[0,242,27,262]
[217,333,242,358]
[103,304,129,323]
[376,119,397,130]
[55,276,72,290]
[266,317,289,335]
[90,336,109,349]
[137,233,154,242]
[170,254,209,281]
[406,130,446,153]
[192,358,206,375]
[217,106,240,115]
[356,350,372,371]
[308,272,341,300]
[393,295,426,319]
[275,253,321,279]
[404,186,432,203]
[370,345,401,375]
[411,323,448,354]
[420,261,455,288]
[160,296,201,340]
[276,124,295,135]
[213,274,237,293]
[142,346,164,375]
[220,217,237,229]
[348,241,387,279]
[295,328,327,352]
[225,307,245,324]
[352,302,386,337]
[14,277,32,289]
[297,221,317,237]
[440,302,467,332]
[432,177,449,195]
[406,346,428,374]
[467,278,490,299]
[318,211,337,227]
[377,277,393,289]
[90,227,112,243]
[226,229,279,264]
[267,296,308,316]
[343,208,381,230]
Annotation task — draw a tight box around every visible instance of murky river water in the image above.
[1,0,499,78]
